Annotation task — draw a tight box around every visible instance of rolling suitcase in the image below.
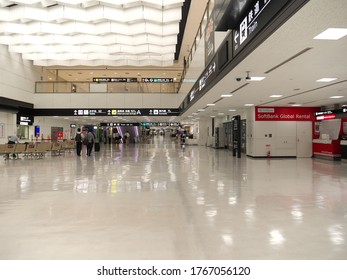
[94,142,100,152]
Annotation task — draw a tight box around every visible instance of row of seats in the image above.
[0,140,75,160]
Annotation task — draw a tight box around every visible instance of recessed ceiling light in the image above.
[330,96,344,99]
[291,104,302,107]
[218,113,224,115]
[314,28,347,40]
[228,109,236,112]
[221,94,233,97]
[316,78,337,82]
[207,103,215,106]
[269,95,283,98]
[210,116,215,118]
[244,104,254,106]
[250,77,266,81]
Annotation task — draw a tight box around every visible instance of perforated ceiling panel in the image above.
[0,0,185,67]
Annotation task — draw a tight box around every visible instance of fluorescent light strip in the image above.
[314,28,347,40]
[269,95,283,98]
[316,78,337,82]
[330,96,344,99]
[250,77,266,81]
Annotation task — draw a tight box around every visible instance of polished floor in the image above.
[0,137,347,260]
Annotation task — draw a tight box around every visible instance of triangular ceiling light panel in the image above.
[0,0,184,66]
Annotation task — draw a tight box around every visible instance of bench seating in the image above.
[2,141,77,159]
[2,143,16,159]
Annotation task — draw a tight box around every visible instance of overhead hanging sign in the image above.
[315,107,347,120]
[315,108,347,117]
[17,114,34,125]
[141,122,180,127]
[100,122,181,127]
[233,0,292,56]
[188,59,217,104]
[100,123,140,127]
[34,108,180,117]
[141,78,174,83]
[204,5,215,66]
[93,78,137,83]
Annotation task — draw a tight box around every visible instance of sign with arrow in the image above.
[233,0,292,56]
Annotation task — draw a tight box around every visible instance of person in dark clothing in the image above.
[86,129,95,156]
[74,128,83,156]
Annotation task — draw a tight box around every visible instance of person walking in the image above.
[124,131,130,145]
[74,128,83,156]
[86,129,95,156]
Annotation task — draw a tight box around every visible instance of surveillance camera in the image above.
[236,78,242,82]
[245,76,251,81]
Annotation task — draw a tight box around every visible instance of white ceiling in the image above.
[180,0,347,122]
[0,0,186,67]
[40,0,209,83]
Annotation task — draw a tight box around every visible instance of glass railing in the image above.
[35,81,180,94]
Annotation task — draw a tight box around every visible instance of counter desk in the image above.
[313,139,341,160]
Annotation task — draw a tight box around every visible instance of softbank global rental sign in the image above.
[255,107,319,121]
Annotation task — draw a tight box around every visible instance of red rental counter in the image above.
[313,139,341,160]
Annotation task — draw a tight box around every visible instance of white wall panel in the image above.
[142,94,161,107]
[69,94,94,108]
[159,94,179,107]
[106,95,126,108]
[33,94,54,108]
[0,111,16,144]
[53,94,72,107]
[0,45,40,104]
[87,94,108,107]
[249,120,304,157]
[124,94,143,107]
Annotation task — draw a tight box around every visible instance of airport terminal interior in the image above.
[1,0,347,259]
